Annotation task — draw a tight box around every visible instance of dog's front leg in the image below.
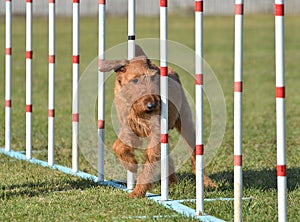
[113,138,138,173]
[129,139,161,198]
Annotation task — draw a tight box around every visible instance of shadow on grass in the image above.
[0,178,98,200]
[174,167,299,193]
[2,168,298,201]
[209,167,300,191]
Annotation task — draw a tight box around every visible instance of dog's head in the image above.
[99,45,160,95]
[100,45,162,119]
[128,74,161,118]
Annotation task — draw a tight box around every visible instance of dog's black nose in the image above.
[147,101,158,110]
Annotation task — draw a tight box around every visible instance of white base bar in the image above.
[127,171,135,190]
[234,166,243,222]
[161,144,169,201]
[72,122,79,173]
[196,154,204,215]
[26,112,32,160]
[48,117,55,166]
[277,176,287,222]
[5,107,11,152]
[98,129,105,182]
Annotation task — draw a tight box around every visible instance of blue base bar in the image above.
[174,197,252,203]
[0,148,225,222]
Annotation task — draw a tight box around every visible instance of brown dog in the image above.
[100,46,216,197]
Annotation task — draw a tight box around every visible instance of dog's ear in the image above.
[135,45,147,57]
[99,59,129,72]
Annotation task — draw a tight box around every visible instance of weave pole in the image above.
[195,0,204,215]
[98,0,106,182]
[26,0,33,160]
[160,0,169,201]
[234,1,244,221]
[126,0,136,190]
[48,0,56,166]
[5,0,12,152]
[72,0,80,173]
[275,1,287,221]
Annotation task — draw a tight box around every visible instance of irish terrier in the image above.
[100,46,216,198]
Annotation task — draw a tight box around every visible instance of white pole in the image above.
[98,0,106,182]
[160,0,169,201]
[72,0,80,173]
[234,1,244,222]
[275,1,287,221]
[195,0,204,215]
[5,0,12,152]
[26,0,33,160]
[48,0,56,166]
[127,0,136,190]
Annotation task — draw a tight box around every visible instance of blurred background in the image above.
[1,0,300,17]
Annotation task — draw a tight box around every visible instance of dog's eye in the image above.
[131,78,139,84]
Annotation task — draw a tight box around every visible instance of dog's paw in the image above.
[209,181,218,188]
[128,190,146,198]
[128,184,149,198]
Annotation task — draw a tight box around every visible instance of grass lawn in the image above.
[0,14,300,221]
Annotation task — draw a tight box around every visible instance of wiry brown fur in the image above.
[100,46,217,198]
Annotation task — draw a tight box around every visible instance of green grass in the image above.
[1,14,300,221]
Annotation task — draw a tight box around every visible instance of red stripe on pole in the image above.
[72,113,79,122]
[161,134,168,143]
[196,144,204,155]
[98,120,105,129]
[49,0,55,3]
[195,74,203,85]
[73,0,80,3]
[6,48,12,55]
[48,109,55,117]
[160,0,167,7]
[160,67,168,77]
[26,0,32,2]
[6,0,12,2]
[26,105,32,113]
[276,87,285,98]
[275,4,284,16]
[99,0,105,4]
[277,165,286,176]
[235,4,244,15]
[49,55,55,64]
[195,1,203,12]
[234,81,243,92]
[5,100,11,107]
[234,155,242,166]
[73,55,80,64]
[26,51,33,59]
